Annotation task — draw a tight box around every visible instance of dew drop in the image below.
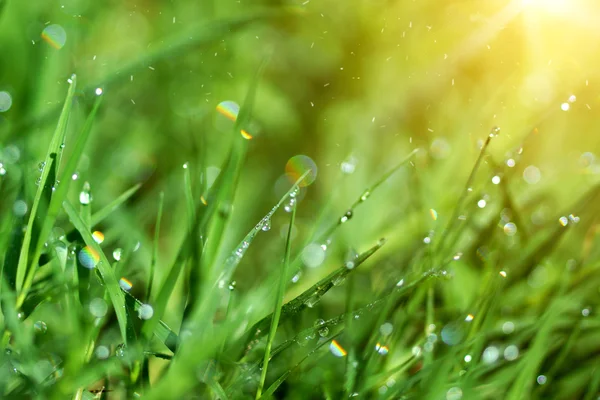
[261,217,272,232]
[95,345,110,360]
[33,321,47,334]
[340,210,353,223]
[112,248,122,261]
[79,181,93,205]
[89,298,108,318]
[116,343,126,358]
[489,126,500,137]
[138,304,154,320]
[0,91,12,112]
[360,189,371,202]
[482,346,499,364]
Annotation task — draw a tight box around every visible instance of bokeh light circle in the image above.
[41,24,67,49]
[285,155,317,187]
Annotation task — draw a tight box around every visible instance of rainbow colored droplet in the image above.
[216,100,253,140]
[41,24,67,50]
[329,340,347,357]
[92,231,105,244]
[285,155,317,187]
[78,246,100,269]
[119,277,133,291]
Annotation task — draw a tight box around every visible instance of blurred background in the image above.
[1,0,600,367]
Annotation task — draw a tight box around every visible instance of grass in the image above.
[1,1,600,399]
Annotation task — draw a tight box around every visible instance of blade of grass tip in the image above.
[261,333,341,399]
[18,93,102,310]
[63,182,143,245]
[147,192,164,300]
[255,202,297,399]
[435,127,499,256]
[63,200,129,344]
[183,164,195,233]
[316,148,420,243]
[15,75,77,294]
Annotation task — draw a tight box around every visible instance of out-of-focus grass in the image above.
[1,0,600,398]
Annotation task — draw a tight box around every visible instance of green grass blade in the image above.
[63,200,129,344]
[147,191,164,299]
[256,203,297,399]
[89,183,142,227]
[15,75,77,294]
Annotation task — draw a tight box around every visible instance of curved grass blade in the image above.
[15,75,77,295]
[255,202,297,399]
[63,200,129,344]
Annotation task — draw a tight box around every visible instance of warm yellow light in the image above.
[521,0,569,13]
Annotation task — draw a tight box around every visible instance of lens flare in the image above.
[329,340,347,357]
[285,155,318,187]
[41,24,67,49]
[216,100,253,139]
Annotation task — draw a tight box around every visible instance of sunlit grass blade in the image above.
[63,200,129,344]
[255,202,296,399]
[15,75,77,294]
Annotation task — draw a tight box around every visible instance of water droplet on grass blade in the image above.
[489,126,500,137]
[13,200,27,217]
[92,231,104,244]
[116,344,126,358]
[112,248,122,261]
[260,217,272,231]
[41,24,67,49]
[285,155,317,187]
[503,222,517,236]
[138,304,154,320]
[33,321,47,334]
[79,182,93,205]
[537,375,547,385]
[559,216,569,226]
[340,210,353,223]
[119,277,133,291]
[78,246,99,269]
[329,340,347,357]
